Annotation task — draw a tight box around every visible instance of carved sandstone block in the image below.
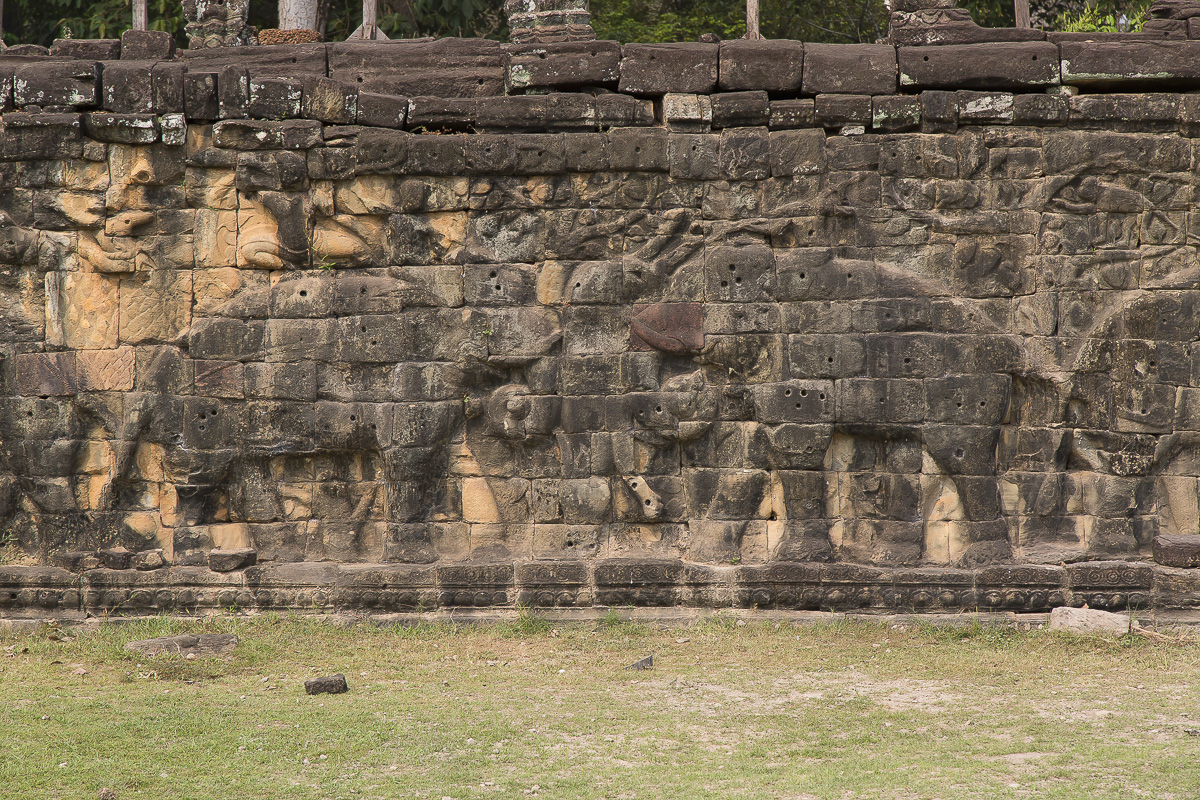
[237,192,310,269]
[77,232,140,274]
[194,209,239,268]
[76,347,135,391]
[58,271,120,350]
[118,270,193,344]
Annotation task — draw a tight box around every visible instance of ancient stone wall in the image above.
[6,30,1200,616]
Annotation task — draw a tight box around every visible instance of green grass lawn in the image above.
[2,612,1199,800]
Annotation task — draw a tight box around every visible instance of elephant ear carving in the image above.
[630,302,704,353]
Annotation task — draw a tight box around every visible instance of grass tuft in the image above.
[497,606,554,638]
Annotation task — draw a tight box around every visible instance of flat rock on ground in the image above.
[1048,606,1132,636]
[124,634,239,657]
[305,674,349,695]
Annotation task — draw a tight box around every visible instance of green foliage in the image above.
[591,0,1015,44]
[0,0,1148,58]
[591,0,744,43]
[2,0,188,46]
[1058,0,1149,31]
[599,607,625,629]
[375,0,507,39]
[2,0,1018,48]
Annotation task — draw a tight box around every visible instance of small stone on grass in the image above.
[305,674,349,695]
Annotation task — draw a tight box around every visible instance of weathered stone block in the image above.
[505,41,621,91]
[120,29,176,61]
[119,270,192,345]
[13,60,98,107]
[101,61,154,113]
[50,39,121,59]
[14,352,77,396]
[899,43,1060,90]
[328,39,505,98]
[356,92,408,129]
[1,114,84,160]
[769,99,815,129]
[303,77,357,124]
[711,91,770,129]
[76,347,135,391]
[814,94,872,126]
[618,43,718,95]
[218,65,249,120]
[184,72,220,120]
[84,113,159,145]
[719,127,770,180]
[718,39,804,92]
[872,95,920,131]
[802,44,897,95]
[247,77,304,120]
[1061,41,1200,86]
[605,127,667,170]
